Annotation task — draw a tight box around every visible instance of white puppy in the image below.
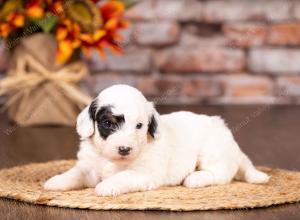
[44,84,269,196]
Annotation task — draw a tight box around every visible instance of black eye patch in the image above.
[95,106,125,140]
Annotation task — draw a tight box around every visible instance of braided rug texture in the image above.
[0,160,299,211]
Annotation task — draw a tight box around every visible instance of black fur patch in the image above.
[88,100,98,121]
[95,106,125,140]
[148,115,157,138]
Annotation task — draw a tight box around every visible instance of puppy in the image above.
[44,84,269,196]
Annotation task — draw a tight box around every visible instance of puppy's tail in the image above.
[235,151,270,184]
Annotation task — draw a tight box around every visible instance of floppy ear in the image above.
[147,102,160,139]
[76,100,97,139]
[148,114,158,138]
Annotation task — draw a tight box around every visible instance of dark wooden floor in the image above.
[0,105,300,220]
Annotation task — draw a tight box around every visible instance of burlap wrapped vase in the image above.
[0,33,92,126]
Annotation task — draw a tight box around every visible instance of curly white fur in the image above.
[44,85,269,196]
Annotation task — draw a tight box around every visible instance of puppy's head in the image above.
[77,85,160,163]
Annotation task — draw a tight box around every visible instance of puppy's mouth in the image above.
[117,155,131,160]
[112,155,134,163]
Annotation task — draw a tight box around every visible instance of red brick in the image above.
[268,23,300,46]
[210,96,282,105]
[276,76,300,97]
[180,33,225,46]
[181,77,221,98]
[136,77,182,99]
[138,76,220,97]
[126,0,202,21]
[118,27,133,47]
[87,50,152,73]
[156,47,245,73]
[81,73,290,105]
[203,0,262,22]
[133,21,180,46]
[178,0,203,22]
[180,23,226,46]
[293,1,300,19]
[128,0,292,22]
[219,75,273,97]
[81,73,139,96]
[137,76,221,104]
[249,49,300,74]
[263,0,292,21]
[223,23,267,47]
[202,0,291,22]
[85,52,107,72]
[81,74,221,105]
[209,74,277,104]
[106,50,152,73]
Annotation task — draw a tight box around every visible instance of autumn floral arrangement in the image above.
[0,0,130,62]
[0,0,131,126]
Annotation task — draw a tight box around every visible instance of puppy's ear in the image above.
[147,102,160,139]
[76,100,97,139]
[148,114,158,138]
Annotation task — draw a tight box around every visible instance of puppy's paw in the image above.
[183,176,205,188]
[246,170,270,184]
[183,171,214,188]
[95,180,125,196]
[44,174,77,191]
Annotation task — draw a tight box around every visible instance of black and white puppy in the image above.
[44,85,269,196]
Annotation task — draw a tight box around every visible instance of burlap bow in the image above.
[0,53,92,110]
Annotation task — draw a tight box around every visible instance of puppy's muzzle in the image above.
[118,146,132,156]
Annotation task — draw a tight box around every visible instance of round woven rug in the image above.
[0,160,299,211]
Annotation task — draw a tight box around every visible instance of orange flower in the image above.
[56,19,82,63]
[47,0,64,17]
[97,1,129,52]
[25,0,45,18]
[0,12,25,37]
[54,0,129,63]
[101,1,125,21]
[80,0,128,57]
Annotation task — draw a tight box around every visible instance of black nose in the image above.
[118,146,132,156]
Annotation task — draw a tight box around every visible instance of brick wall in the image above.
[2,0,300,105]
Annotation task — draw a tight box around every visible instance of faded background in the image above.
[1,0,300,105]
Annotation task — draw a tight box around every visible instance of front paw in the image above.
[44,174,74,191]
[95,180,126,196]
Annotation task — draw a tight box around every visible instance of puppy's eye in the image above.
[136,123,143,129]
[102,120,116,130]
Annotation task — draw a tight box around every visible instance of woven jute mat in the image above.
[0,160,300,211]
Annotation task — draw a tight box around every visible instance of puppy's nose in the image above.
[118,146,132,156]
